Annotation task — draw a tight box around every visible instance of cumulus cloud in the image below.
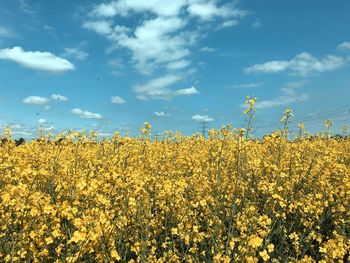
[256,81,309,109]
[133,74,199,100]
[51,94,68,101]
[22,96,50,105]
[82,20,113,35]
[62,48,89,60]
[245,52,346,76]
[84,1,247,75]
[108,17,190,73]
[83,0,248,99]
[111,96,125,104]
[154,111,171,117]
[0,47,75,73]
[192,114,214,122]
[71,108,102,119]
[38,118,46,124]
[337,42,350,51]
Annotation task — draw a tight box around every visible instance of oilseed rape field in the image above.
[0,105,349,262]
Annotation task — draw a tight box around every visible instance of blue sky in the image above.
[0,0,349,138]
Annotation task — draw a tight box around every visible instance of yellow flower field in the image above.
[0,124,349,262]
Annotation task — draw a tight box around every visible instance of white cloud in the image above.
[82,20,113,35]
[44,105,51,111]
[51,94,68,101]
[22,96,50,105]
[62,48,89,60]
[221,19,238,28]
[154,111,171,117]
[200,46,215,52]
[337,42,350,51]
[71,108,103,119]
[188,1,247,21]
[0,47,75,73]
[133,74,199,100]
[89,0,188,17]
[111,96,125,104]
[166,59,191,70]
[85,1,247,75]
[245,52,346,76]
[174,87,199,96]
[109,17,190,74]
[256,81,309,109]
[192,114,214,122]
[38,118,46,124]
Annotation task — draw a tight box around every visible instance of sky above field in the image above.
[0,0,350,138]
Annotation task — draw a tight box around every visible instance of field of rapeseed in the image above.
[0,104,349,262]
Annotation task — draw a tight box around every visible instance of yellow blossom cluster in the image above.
[0,127,349,262]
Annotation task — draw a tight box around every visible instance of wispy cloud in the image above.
[0,26,13,38]
[18,0,38,15]
[108,58,125,75]
[192,114,214,122]
[245,52,346,76]
[111,96,125,104]
[51,94,68,101]
[200,46,216,52]
[89,0,188,17]
[337,42,350,51]
[22,96,50,105]
[166,60,191,70]
[133,74,199,100]
[71,108,102,119]
[252,20,262,28]
[0,47,75,73]
[220,19,238,28]
[256,81,309,109]
[62,48,89,61]
[188,2,247,21]
[154,111,171,117]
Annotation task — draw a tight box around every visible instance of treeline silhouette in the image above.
[1,134,349,147]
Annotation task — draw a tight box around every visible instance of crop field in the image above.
[0,120,349,262]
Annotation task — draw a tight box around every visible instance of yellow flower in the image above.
[45,236,54,245]
[267,244,274,253]
[171,228,178,235]
[259,250,270,261]
[248,235,263,248]
[111,249,121,260]
[71,230,86,243]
